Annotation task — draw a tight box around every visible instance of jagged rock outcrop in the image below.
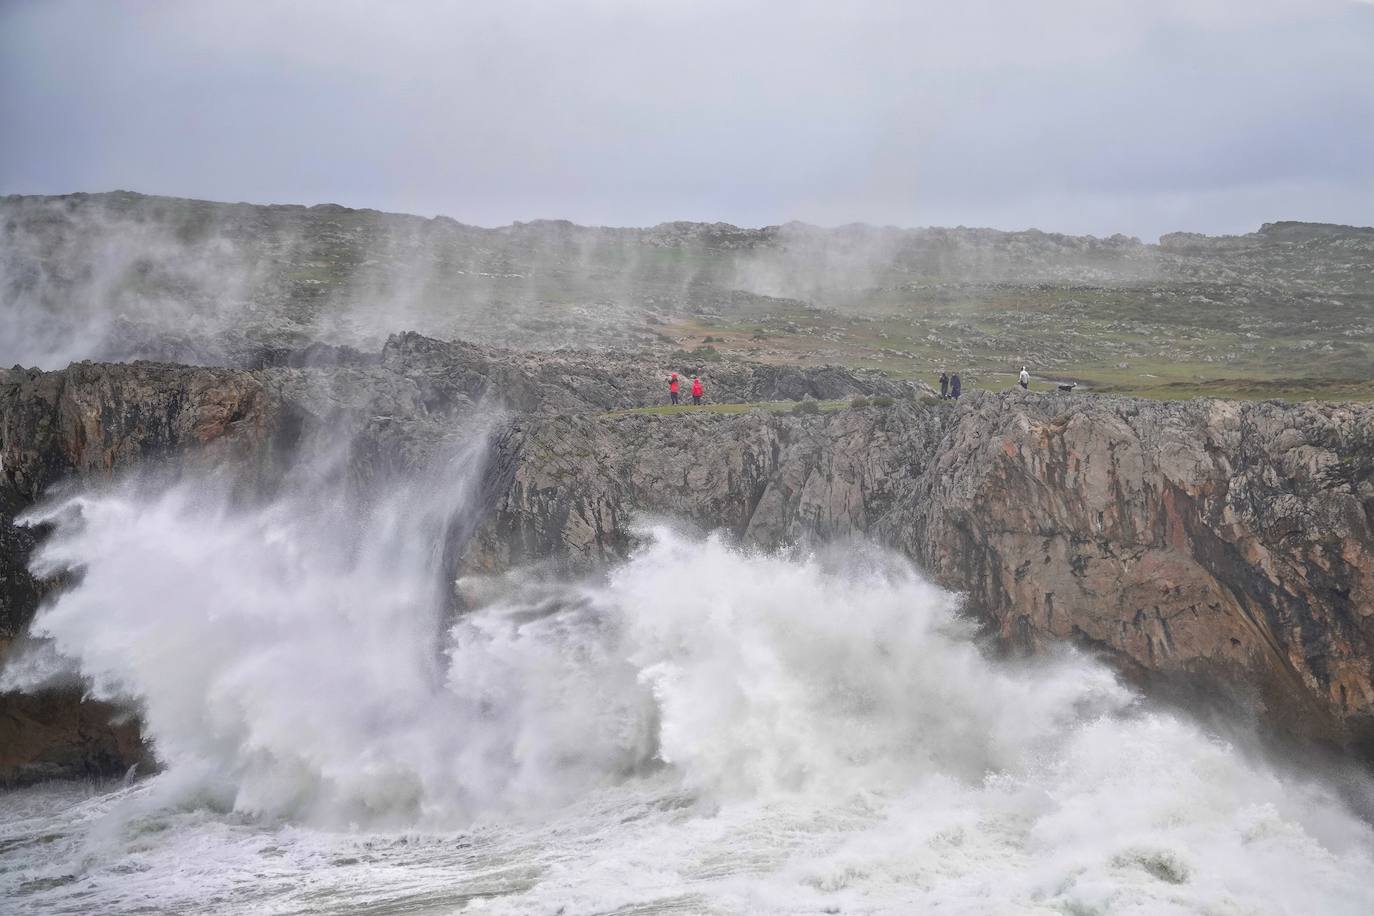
[2,341,1372,782]
[465,406,948,572]
[379,332,922,414]
[904,395,1374,747]
[468,393,1374,749]
[0,340,923,783]
[0,691,149,787]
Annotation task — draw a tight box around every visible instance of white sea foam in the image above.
[3,448,1373,913]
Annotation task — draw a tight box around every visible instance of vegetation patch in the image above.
[669,345,723,365]
[604,399,848,418]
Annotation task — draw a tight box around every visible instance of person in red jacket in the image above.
[691,376,704,405]
[668,373,680,405]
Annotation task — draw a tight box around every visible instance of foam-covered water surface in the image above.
[3,457,1374,913]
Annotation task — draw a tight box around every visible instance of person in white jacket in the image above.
[1018,367,1030,390]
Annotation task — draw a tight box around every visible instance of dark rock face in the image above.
[377,332,922,414]
[0,690,150,786]
[465,407,950,572]
[469,393,1374,749]
[0,363,275,494]
[0,339,925,783]
[2,340,1372,782]
[902,395,1374,746]
[0,500,47,654]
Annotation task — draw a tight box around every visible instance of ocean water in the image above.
[3,444,1374,914]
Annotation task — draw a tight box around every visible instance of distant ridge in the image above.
[4,189,1369,243]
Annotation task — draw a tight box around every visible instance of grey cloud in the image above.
[1,0,1371,239]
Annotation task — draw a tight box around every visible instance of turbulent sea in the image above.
[3,439,1374,915]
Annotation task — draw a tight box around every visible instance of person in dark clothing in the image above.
[669,373,680,405]
[691,376,704,405]
[939,371,949,399]
[950,372,962,399]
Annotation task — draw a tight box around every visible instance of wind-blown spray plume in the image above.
[3,451,1374,911]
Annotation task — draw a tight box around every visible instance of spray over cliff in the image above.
[2,336,1371,787]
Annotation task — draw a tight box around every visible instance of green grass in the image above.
[604,400,851,417]
[1085,377,1374,402]
[658,287,1374,403]
[24,193,1370,405]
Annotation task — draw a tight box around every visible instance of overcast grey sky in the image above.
[2,0,1372,239]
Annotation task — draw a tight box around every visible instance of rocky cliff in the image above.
[907,395,1374,747]
[466,395,1374,749]
[2,339,1372,783]
[0,338,919,783]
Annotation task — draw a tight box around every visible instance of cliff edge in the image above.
[2,340,1371,782]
